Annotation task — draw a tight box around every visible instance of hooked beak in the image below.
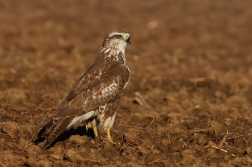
[126,37,131,44]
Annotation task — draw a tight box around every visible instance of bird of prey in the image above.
[35,30,131,149]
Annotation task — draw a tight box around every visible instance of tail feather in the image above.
[42,117,73,149]
[32,119,53,143]
[37,119,54,138]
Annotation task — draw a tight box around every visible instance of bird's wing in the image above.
[53,62,130,122]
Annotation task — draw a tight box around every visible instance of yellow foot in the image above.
[107,128,116,145]
[91,120,98,138]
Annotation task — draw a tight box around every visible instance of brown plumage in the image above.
[34,30,131,148]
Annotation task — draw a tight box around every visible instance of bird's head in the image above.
[102,30,131,52]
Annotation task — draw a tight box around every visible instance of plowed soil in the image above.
[1,0,252,166]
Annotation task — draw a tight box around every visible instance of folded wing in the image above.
[53,62,130,123]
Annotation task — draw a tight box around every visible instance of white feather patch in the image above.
[101,82,117,96]
[117,41,127,55]
[103,112,116,129]
[66,110,96,129]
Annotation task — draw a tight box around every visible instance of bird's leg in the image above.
[91,119,98,138]
[106,128,115,144]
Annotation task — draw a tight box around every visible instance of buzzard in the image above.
[35,30,131,149]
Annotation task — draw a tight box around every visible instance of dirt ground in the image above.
[1,0,252,166]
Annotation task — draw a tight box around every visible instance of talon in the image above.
[107,128,116,144]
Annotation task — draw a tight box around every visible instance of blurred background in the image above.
[1,0,252,109]
[1,0,251,82]
[0,0,252,166]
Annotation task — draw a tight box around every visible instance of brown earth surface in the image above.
[1,0,252,166]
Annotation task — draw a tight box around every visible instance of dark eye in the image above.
[114,35,122,39]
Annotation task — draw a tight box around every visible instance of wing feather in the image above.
[53,62,130,122]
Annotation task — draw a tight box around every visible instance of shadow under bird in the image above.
[34,30,131,149]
